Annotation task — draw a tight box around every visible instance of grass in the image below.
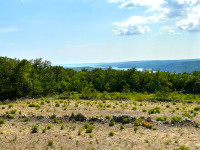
[0,98,199,149]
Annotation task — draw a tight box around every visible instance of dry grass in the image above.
[0,98,200,150]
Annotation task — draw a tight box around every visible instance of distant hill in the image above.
[56,59,200,73]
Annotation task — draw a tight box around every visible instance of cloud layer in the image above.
[109,0,200,35]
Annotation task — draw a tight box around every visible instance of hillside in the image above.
[60,59,200,73]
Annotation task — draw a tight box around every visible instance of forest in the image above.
[1,56,200,101]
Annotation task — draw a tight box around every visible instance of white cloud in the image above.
[160,26,176,34]
[176,13,200,32]
[109,0,200,35]
[112,25,150,35]
[0,27,19,34]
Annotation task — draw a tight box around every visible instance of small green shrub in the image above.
[109,120,115,126]
[7,114,14,119]
[47,124,52,130]
[10,109,17,114]
[8,104,13,108]
[0,120,5,124]
[48,139,54,146]
[174,145,189,150]
[105,115,111,120]
[156,116,167,121]
[142,109,147,112]
[134,126,139,133]
[23,117,30,122]
[171,116,182,124]
[120,124,125,130]
[84,123,94,133]
[148,107,160,115]
[132,106,137,110]
[122,118,131,124]
[31,125,39,133]
[109,131,114,136]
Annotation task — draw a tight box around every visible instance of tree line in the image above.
[1,56,200,101]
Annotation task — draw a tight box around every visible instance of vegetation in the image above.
[1,56,200,102]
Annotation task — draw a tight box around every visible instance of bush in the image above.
[47,124,52,130]
[10,109,17,114]
[156,116,167,121]
[84,123,94,133]
[134,126,139,133]
[7,114,14,119]
[142,109,147,112]
[171,116,183,124]
[8,104,13,108]
[194,106,200,111]
[122,118,131,124]
[29,103,40,108]
[55,103,60,107]
[120,124,125,130]
[143,122,154,129]
[134,118,142,126]
[109,131,114,136]
[109,120,115,126]
[48,139,54,146]
[31,125,39,133]
[174,145,189,150]
[105,115,111,120]
[132,106,137,110]
[148,107,160,115]
[0,120,4,124]
[23,117,30,122]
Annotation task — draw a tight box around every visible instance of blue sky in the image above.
[0,0,200,64]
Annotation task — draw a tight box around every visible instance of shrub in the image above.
[109,120,115,126]
[8,104,13,108]
[140,116,145,119]
[120,124,125,130]
[194,106,200,111]
[171,116,182,124]
[132,106,137,110]
[134,126,139,133]
[166,104,170,108]
[48,139,54,146]
[60,124,64,130]
[105,115,111,120]
[54,118,63,124]
[142,109,147,112]
[0,120,4,124]
[156,116,167,121]
[23,117,30,122]
[42,128,46,133]
[55,103,60,107]
[174,145,189,150]
[2,106,5,109]
[31,125,39,133]
[109,131,114,136]
[148,107,160,115]
[47,124,52,130]
[143,122,154,129]
[122,118,131,124]
[84,123,94,133]
[7,114,14,119]
[195,123,199,128]
[10,109,17,114]
[134,118,142,126]
[29,103,40,108]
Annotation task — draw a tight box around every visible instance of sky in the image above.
[0,0,200,64]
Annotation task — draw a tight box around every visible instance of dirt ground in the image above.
[0,98,200,150]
